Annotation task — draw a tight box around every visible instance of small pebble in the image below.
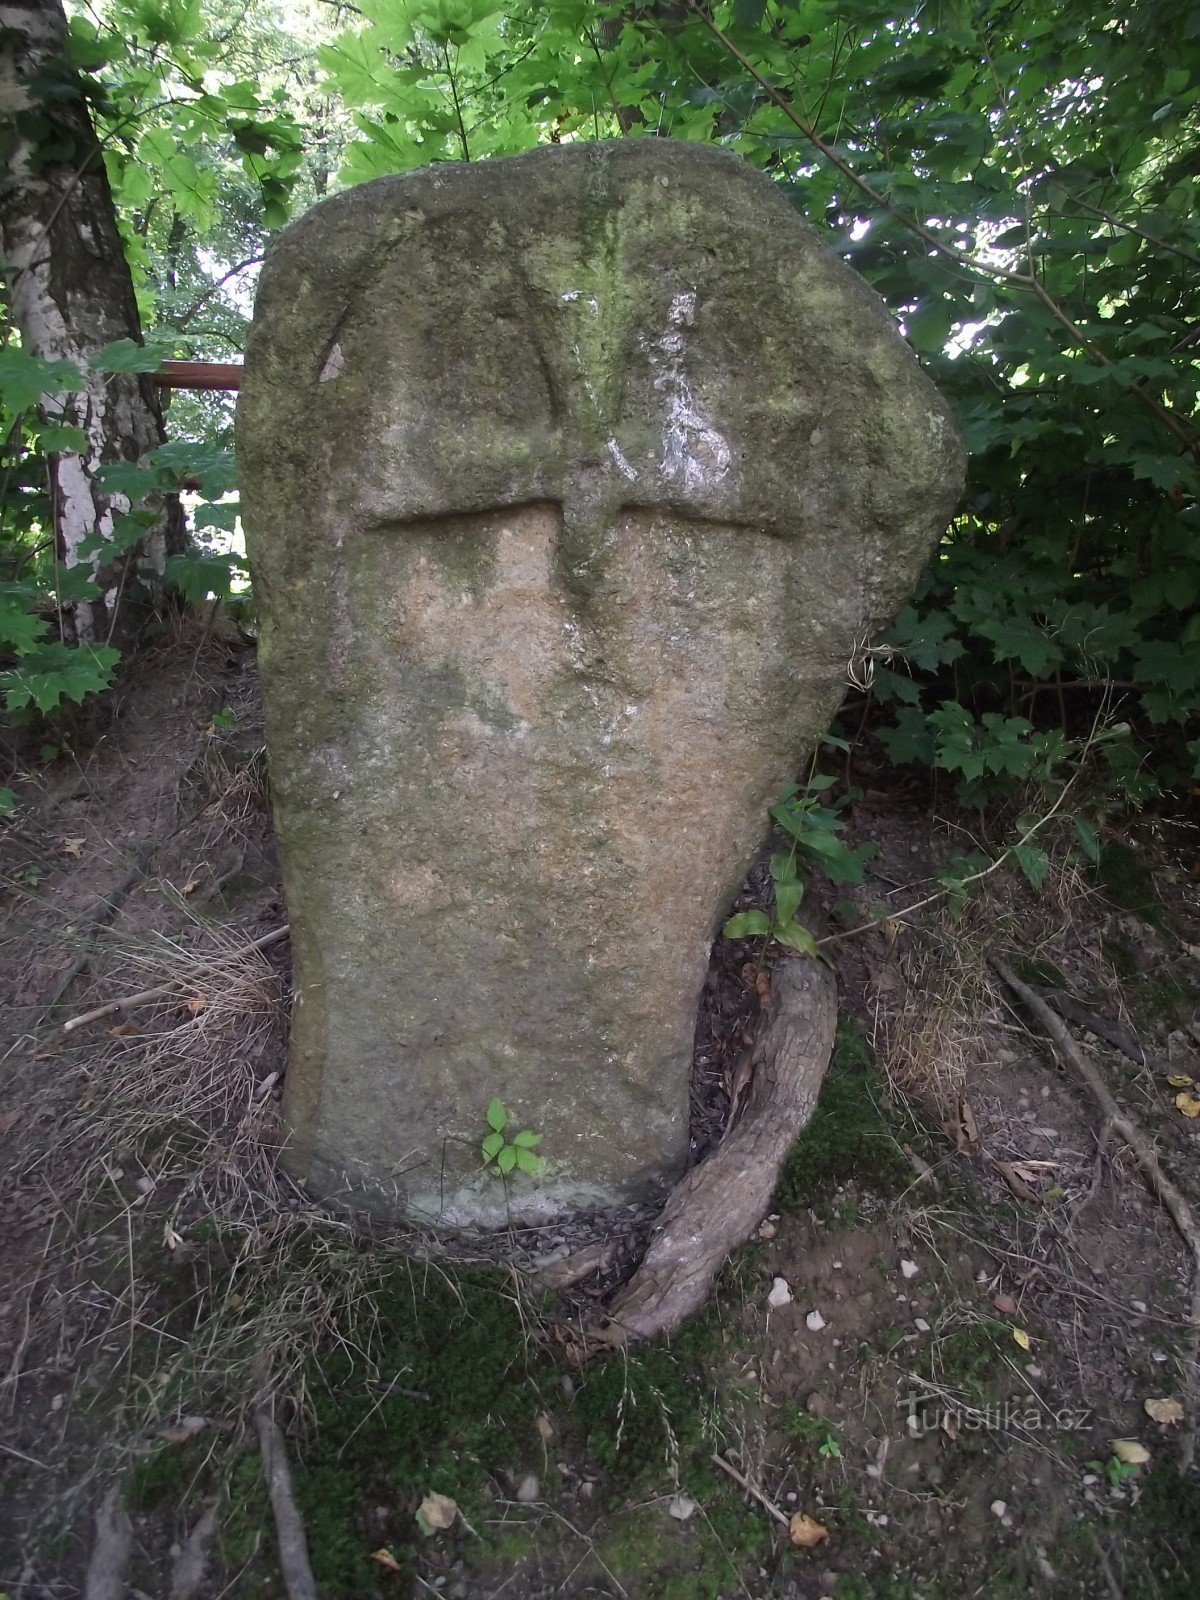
[914,1318,931,1333]
[806,1309,827,1332]
[901,1259,919,1279]
[768,1277,793,1309]
[991,1500,1007,1519]
[516,1474,540,1503]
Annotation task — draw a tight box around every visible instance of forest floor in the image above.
[1,631,1199,1600]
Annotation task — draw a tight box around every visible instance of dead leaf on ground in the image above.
[416,1492,457,1534]
[180,876,202,897]
[371,1548,403,1571]
[1144,1398,1184,1426]
[951,1097,980,1153]
[996,1160,1042,1203]
[157,1416,208,1443]
[789,1513,829,1548]
[993,1292,1018,1315]
[1174,1091,1200,1118]
[59,836,85,857]
[1165,1075,1194,1089]
[185,994,208,1016]
[1111,1438,1151,1465]
[109,1023,137,1037]
[755,970,771,1004]
[0,1108,20,1136]
[1013,1327,1032,1351]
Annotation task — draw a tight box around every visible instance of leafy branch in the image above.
[683,0,1200,459]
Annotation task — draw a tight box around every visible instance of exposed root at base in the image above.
[575,948,837,1351]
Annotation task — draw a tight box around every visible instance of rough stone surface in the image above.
[237,138,964,1227]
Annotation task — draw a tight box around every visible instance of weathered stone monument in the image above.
[238,139,963,1229]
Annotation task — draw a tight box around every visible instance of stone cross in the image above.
[238,139,964,1227]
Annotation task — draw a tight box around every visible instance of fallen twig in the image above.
[256,1403,318,1600]
[42,925,289,1044]
[993,956,1200,1473]
[710,1452,788,1527]
[1038,987,1171,1076]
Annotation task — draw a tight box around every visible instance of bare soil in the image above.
[1,637,1198,1600]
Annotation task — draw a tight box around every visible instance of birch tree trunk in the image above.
[0,0,184,644]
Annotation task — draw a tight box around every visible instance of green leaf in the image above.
[1011,842,1050,890]
[3,642,119,713]
[773,875,805,927]
[511,1129,542,1148]
[150,441,237,496]
[0,787,16,815]
[97,460,165,498]
[723,909,772,940]
[89,338,173,374]
[0,348,87,413]
[486,1098,507,1133]
[0,591,49,653]
[770,849,799,884]
[773,921,820,958]
[34,423,88,453]
[496,1144,517,1175]
[481,1131,504,1161]
[1073,817,1101,865]
[514,1148,544,1175]
[54,566,102,604]
[162,552,241,603]
[193,499,240,532]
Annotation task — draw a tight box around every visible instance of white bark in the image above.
[0,0,182,641]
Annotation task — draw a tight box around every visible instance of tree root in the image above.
[83,1485,132,1600]
[256,1404,318,1600]
[585,948,837,1348]
[993,956,1200,1474]
[169,1499,219,1600]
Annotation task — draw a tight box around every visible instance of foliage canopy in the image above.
[2,0,1198,800]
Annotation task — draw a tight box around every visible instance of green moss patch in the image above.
[774,1024,912,1209]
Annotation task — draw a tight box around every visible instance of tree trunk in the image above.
[0,0,184,643]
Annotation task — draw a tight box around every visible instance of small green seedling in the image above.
[723,768,876,958]
[481,1099,545,1178]
[1089,1452,1144,1492]
[818,1432,842,1460]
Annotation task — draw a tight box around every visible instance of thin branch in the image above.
[1061,190,1200,271]
[442,45,471,161]
[992,958,1200,1474]
[174,257,265,331]
[42,924,289,1043]
[710,1452,789,1527]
